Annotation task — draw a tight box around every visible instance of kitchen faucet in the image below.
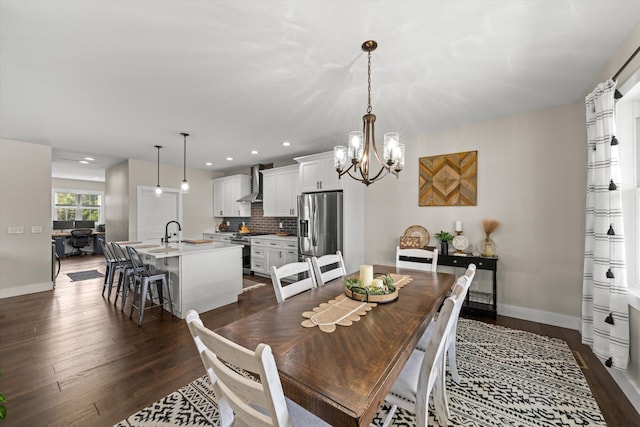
[164,220,182,244]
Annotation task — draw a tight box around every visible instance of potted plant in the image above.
[434,230,454,255]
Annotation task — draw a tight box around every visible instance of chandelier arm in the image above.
[345,169,369,184]
[337,163,356,179]
[368,119,387,168]
[366,164,389,183]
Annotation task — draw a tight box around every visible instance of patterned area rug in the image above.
[66,269,104,282]
[115,319,607,427]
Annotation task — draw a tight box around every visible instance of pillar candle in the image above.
[360,265,373,288]
[455,221,462,232]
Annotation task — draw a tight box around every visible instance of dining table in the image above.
[214,264,456,427]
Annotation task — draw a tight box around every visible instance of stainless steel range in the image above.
[230,232,267,274]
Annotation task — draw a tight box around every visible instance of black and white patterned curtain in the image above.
[582,79,629,370]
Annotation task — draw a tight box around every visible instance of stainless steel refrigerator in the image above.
[298,191,343,260]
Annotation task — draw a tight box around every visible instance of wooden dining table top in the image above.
[214,264,456,427]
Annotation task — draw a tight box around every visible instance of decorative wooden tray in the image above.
[403,225,430,248]
[182,239,213,244]
[344,286,398,303]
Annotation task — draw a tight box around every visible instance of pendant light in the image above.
[154,145,162,196]
[180,132,190,193]
[334,40,405,186]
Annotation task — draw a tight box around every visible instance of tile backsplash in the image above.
[223,202,297,235]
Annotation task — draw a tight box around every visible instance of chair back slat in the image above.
[270,259,317,303]
[396,246,438,272]
[311,251,346,286]
[126,246,147,273]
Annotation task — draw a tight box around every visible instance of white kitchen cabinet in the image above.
[250,239,267,274]
[295,151,342,193]
[262,165,299,217]
[213,180,225,217]
[251,236,298,277]
[212,174,251,217]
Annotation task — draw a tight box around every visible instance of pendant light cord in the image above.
[155,145,161,186]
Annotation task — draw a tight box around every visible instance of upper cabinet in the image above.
[295,151,342,193]
[262,165,299,217]
[212,174,251,218]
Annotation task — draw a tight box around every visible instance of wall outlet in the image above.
[31,225,43,233]
[279,222,283,229]
[8,225,24,234]
[242,221,245,226]
[226,221,230,226]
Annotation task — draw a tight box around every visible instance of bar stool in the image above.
[100,240,118,298]
[127,246,173,326]
[110,242,139,310]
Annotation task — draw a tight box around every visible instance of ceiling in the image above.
[1,1,639,181]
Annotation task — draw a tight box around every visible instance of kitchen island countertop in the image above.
[130,240,238,258]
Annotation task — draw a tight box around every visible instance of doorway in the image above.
[137,186,182,242]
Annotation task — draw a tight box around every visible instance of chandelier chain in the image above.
[367,50,372,114]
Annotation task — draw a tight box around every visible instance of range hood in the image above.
[237,165,264,203]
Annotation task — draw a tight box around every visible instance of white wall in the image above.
[105,160,129,242]
[0,139,53,297]
[364,102,586,325]
[52,177,105,193]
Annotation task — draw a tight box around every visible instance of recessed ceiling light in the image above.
[226,157,233,161]
[251,150,258,155]
[205,162,213,166]
[84,157,95,161]
[79,160,89,164]
[282,141,291,147]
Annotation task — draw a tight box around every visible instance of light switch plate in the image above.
[31,225,43,233]
[8,225,24,234]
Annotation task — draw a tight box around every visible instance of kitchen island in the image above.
[129,240,242,318]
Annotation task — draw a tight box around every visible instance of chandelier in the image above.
[334,40,404,186]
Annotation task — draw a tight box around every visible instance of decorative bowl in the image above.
[344,276,398,303]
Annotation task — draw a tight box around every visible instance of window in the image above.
[53,190,103,223]
[615,71,640,303]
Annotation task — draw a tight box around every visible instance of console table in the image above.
[437,254,497,318]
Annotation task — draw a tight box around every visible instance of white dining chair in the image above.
[185,310,331,427]
[311,251,346,286]
[270,259,317,303]
[416,264,476,384]
[378,283,466,427]
[396,246,439,272]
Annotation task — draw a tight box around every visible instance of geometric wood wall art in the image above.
[419,150,477,206]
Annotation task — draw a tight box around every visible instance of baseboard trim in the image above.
[497,302,580,330]
[600,359,640,414]
[0,281,53,299]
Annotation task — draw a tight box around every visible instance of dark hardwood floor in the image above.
[0,255,637,426]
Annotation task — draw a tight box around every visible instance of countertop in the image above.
[204,232,297,240]
[128,240,241,259]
